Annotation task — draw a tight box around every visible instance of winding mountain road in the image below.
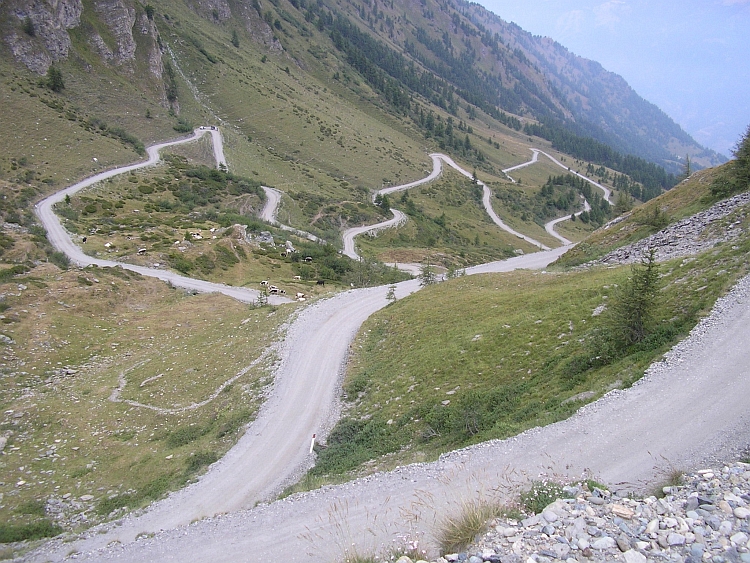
[342,152,551,260]
[34,128,290,305]
[27,134,750,562]
[260,186,323,243]
[342,148,616,260]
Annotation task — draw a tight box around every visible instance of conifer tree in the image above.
[606,248,660,348]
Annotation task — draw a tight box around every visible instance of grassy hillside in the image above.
[0,0,743,544]
[0,263,294,538]
[289,171,750,491]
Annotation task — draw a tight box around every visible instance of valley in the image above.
[0,0,748,560]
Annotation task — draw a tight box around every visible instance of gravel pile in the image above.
[396,462,750,563]
[590,191,750,266]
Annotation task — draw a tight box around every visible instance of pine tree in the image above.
[733,124,750,188]
[22,16,35,36]
[419,258,437,286]
[606,248,660,348]
[45,65,64,92]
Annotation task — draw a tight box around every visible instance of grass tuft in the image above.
[437,499,504,555]
[651,467,685,498]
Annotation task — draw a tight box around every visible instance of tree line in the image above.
[523,120,676,200]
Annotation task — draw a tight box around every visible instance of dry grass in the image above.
[436,499,505,555]
[0,261,294,529]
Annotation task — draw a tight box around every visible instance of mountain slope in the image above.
[460,2,724,171]
[2,0,723,181]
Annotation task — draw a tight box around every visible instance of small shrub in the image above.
[173,117,193,133]
[169,253,193,274]
[0,520,63,542]
[184,451,218,475]
[519,480,568,514]
[344,373,369,397]
[49,251,70,270]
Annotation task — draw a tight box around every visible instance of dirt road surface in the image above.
[27,135,750,562]
[30,266,750,562]
[34,128,289,305]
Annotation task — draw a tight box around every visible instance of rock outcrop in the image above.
[0,0,161,75]
[1,0,83,73]
[590,192,750,267]
[88,0,137,67]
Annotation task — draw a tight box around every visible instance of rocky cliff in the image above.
[0,0,163,76]
[1,0,83,74]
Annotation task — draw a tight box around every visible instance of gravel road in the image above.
[26,135,749,562]
[34,128,289,306]
[342,152,551,260]
[28,249,750,562]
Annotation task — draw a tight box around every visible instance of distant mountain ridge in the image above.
[0,0,724,177]
[459,1,725,170]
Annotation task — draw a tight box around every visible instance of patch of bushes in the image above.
[0,265,30,283]
[166,424,211,448]
[173,117,194,133]
[310,417,399,475]
[519,480,569,514]
[0,520,63,543]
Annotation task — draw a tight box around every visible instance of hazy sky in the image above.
[476,0,750,157]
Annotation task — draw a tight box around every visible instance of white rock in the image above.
[623,549,647,563]
[734,506,750,519]
[592,537,616,550]
[667,532,686,545]
[634,541,650,550]
[730,532,748,545]
[612,504,635,519]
